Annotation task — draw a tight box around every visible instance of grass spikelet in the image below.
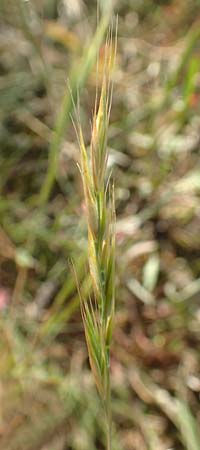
[76,20,117,450]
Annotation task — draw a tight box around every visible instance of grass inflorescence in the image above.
[75,24,117,450]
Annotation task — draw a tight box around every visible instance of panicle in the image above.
[76,21,117,407]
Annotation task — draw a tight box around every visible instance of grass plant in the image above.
[75,24,117,450]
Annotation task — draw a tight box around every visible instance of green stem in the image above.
[106,366,112,450]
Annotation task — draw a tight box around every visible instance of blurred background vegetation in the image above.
[1,0,200,449]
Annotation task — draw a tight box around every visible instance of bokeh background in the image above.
[1,1,200,449]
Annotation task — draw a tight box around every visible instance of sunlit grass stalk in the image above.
[75,25,117,450]
[39,9,112,206]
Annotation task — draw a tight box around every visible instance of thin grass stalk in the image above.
[106,370,112,450]
[39,9,112,206]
